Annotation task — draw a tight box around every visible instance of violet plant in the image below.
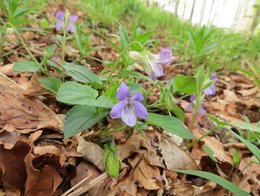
[9,15,199,177]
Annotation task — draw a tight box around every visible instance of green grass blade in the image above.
[177,170,250,196]
[228,129,260,163]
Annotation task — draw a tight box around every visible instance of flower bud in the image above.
[104,144,120,177]
[6,28,14,34]
[163,91,173,112]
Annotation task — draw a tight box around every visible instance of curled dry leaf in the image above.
[33,145,61,155]
[76,136,104,171]
[0,131,20,149]
[0,74,62,131]
[25,154,63,196]
[0,141,31,194]
[22,73,55,97]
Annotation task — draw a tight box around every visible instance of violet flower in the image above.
[129,48,172,80]
[204,72,217,95]
[186,95,206,115]
[110,83,148,127]
[55,11,78,33]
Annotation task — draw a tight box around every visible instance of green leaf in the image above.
[147,113,194,139]
[38,77,62,94]
[57,81,98,105]
[44,44,57,58]
[63,105,108,138]
[39,18,50,28]
[202,144,217,162]
[228,129,260,163]
[171,105,185,122]
[177,170,250,196]
[207,114,230,128]
[78,95,113,108]
[90,96,114,108]
[119,25,130,49]
[232,149,241,166]
[13,61,41,72]
[174,75,197,94]
[64,63,102,86]
[230,122,260,133]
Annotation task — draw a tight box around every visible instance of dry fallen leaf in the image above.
[133,157,160,190]
[192,128,232,164]
[0,141,31,194]
[33,145,61,155]
[146,135,199,171]
[0,131,20,149]
[23,73,55,98]
[0,74,62,131]
[25,154,63,196]
[76,136,104,171]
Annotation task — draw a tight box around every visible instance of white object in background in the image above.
[153,0,256,32]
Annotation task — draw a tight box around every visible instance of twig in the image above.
[64,172,108,196]
[62,174,93,196]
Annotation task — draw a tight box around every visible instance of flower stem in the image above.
[61,10,69,81]
[106,41,144,87]
[8,24,39,64]
[187,126,218,149]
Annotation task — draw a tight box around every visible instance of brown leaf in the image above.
[0,74,62,131]
[118,133,146,160]
[205,73,260,123]
[25,154,63,196]
[76,136,104,171]
[23,74,55,98]
[192,129,232,164]
[133,157,160,190]
[0,131,20,149]
[71,161,100,186]
[0,141,31,194]
[26,165,62,196]
[33,145,61,155]
[147,135,199,170]
[0,63,18,77]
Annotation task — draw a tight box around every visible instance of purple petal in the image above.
[198,106,206,115]
[70,15,78,23]
[133,101,148,120]
[186,103,193,112]
[147,59,164,79]
[132,92,144,101]
[157,47,172,65]
[189,95,196,102]
[56,11,64,20]
[67,23,77,33]
[211,72,217,82]
[121,106,137,127]
[110,100,125,119]
[117,83,130,100]
[204,85,216,95]
[56,20,64,31]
